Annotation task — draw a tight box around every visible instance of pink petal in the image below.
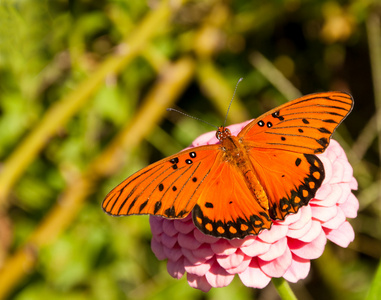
[350,177,358,190]
[324,221,355,247]
[287,219,312,239]
[225,253,252,274]
[310,205,338,222]
[325,140,342,161]
[216,251,245,270]
[164,244,183,262]
[182,247,207,265]
[151,236,166,260]
[205,261,235,288]
[229,236,256,248]
[289,230,327,259]
[258,224,288,243]
[322,208,346,230]
[238,258,271,288]
[149,216,164,236]
[193,228,220,244]
[336,184,351,204]
[178,232,202,250]
[211,239,237,255]
[240,238,271,257]
[161,233,178,248]
[314,184,332,202]
[288,206,312,230]
[330,158,352,184]
[258,237,288,261]
[216,249,252,274]
[340,158,354,182]
[259,247,292,277]
[278,210,301,225]
[192,244,215,260]
[174,217,196,234]
[318,156,333,184]
[283,254,311,283]
[162,219,179,236]
[297,220,322,243]
[167,257,185,279]
[187,274,212,292]
[340,193,359,218]
[314,184,343,206]
[184,258,213,276]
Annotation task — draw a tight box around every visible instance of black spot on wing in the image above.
[154,201,162,214]
[295,158,301,166]
[323,119,337,123]
[139,200,148,213]
[205,202,214,208]
[316,137,329,147]
[170,157,179,164]
[318,127,331,134]
[127,197,138,214]
[164,206,176,218]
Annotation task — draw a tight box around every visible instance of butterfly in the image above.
[102,91,353,239]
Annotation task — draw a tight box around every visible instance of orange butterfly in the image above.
[103,92,353,239]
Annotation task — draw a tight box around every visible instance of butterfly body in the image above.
[103,92,353,239]
[217,128,269,211]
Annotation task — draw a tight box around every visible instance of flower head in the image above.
[149,120,358,292]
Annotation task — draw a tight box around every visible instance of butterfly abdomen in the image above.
[221,135,270,211]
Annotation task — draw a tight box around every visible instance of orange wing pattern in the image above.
[103,91,353,240]
[247,149,324,220]
[103,146,220,218]
[192,160,272,239]
[238,91,353,221]
[239,92,353,154]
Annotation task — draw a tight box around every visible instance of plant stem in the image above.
[272,277,298,300]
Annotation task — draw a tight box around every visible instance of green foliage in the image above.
[0,0,380,299]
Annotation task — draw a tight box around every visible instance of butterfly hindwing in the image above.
[247,149,324,220]
[102,146,220,218]
[238,92,353,154]
[192,159,272,239]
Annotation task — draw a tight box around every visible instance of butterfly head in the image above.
[216,127,231,141]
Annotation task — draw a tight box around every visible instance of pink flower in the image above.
[149,120,358,292]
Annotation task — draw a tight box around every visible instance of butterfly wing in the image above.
[247,149,324,220]
[238,92,353,154]
[192,159,272,239]
[239,91,353,220]
[102,146,220,219]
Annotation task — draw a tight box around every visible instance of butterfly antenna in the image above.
[223,77,243,127]
[166,108,219,129]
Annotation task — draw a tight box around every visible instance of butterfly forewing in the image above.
[239,92,353,154]
[102,146,220,218]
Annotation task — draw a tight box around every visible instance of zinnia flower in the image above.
[149,120,359,292]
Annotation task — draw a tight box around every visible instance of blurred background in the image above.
[0,0,380,299]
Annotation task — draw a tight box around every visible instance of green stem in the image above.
[272,277,298,300]
[366,259,381,300]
